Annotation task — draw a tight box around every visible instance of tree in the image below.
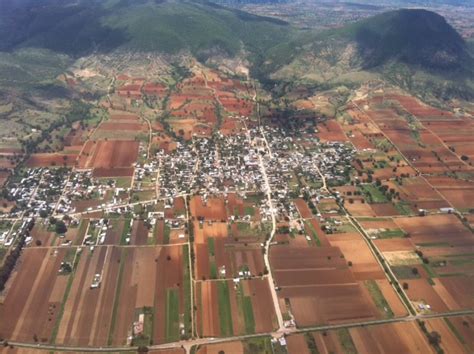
[428,331,441,346]
[39,209,48,218]
[411,267,419,276]
[55,220,67,234]
[403,282,409,290]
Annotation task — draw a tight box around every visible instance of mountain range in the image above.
[0,0,472,100]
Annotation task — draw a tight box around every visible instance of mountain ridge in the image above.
[0,2,472,100]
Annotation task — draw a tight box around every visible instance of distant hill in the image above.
[0,0,293,59]
[350,9,471,70]
[262,9,474,100]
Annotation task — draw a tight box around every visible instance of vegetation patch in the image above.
[364,280,394,318]
[166,288,180,342]
[337,328,358,354]
[217,281,234,336]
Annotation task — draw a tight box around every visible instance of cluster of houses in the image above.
[5,168,44,217]
[259,126,355,221]
[4,168,69,218]
[157,132,264,197]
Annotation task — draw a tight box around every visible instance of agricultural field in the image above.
[282,321,435,353]
[195,278,276,337]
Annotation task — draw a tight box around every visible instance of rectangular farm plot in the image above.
[328,232,385,281]
[394,214,474,247]
[25,153,78,168]
[108,245,190,345]
[0,248,70,342]
[283,322,433,354]
[195,278,276,337]
[426,176,474,211]
[348,321,434,354]
[93,119,147,140]
[193,220,265,280]
[77,140,139,172]
[357,217,406,239]
[443,316,474,353]
[190,196,227,221]
[55,245,120,346]
[270,245,382,326]
[294,198,313,219]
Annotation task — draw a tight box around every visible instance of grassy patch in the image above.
[244,193,265,204]
[450,258,474,267]
[166,288,180,342]
[244,336,273,354]
[417,242,450,248]
[208,237,215,257]
[394,202,413,215]
[337,328,358,354]
[242,296,255,333]
[182,245,192,338]
[236,283,255,334]
[359,184,388,204]
[217,281,234,336]
[335,223,357,233]
[244,206,255,216]
[365,280,394,318]
[304,221,321,246]
[422,263,437,278]
[304,332,320,354]
[210,260,218,279]
[75,219,89,245]
[378,229,406,239]
[163,224,171,245]
[357,217,391,222]
[392,266,421,279]
[120,218,132,245]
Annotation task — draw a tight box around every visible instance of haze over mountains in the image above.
[0,0,472,99]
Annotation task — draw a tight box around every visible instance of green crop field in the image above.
[377,229,406,239]
[217,281,234,336]
[236,283,256,334]
[166,288,180,342]
[359,184,389,204]
[182,245,192,338]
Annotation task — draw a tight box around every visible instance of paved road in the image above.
[258,145,285,331]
